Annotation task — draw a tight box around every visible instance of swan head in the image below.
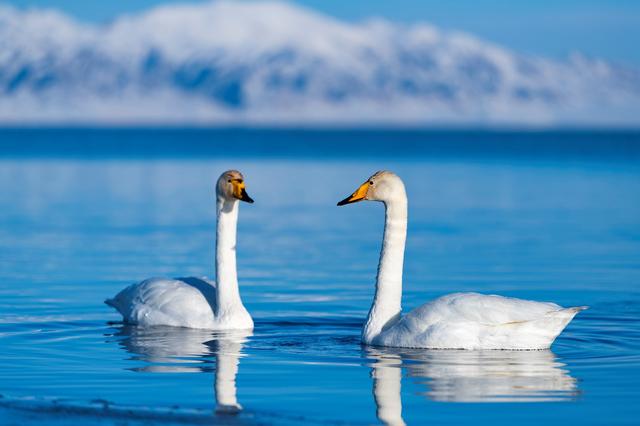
[217,170,254,203]
[337,171,406,206]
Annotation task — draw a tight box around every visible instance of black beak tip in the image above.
[240,188,254,203]
[337,197,350,206]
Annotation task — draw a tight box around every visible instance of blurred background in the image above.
[1,0,640,126]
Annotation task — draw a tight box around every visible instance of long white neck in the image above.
[215,196,244,313]
[362,196,407,343]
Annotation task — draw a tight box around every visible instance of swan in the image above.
[105,170,254,330]
[338,171,586,350]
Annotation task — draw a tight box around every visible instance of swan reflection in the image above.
[110,325,250,413]
[367,348,579,425]
[370,352,406,426]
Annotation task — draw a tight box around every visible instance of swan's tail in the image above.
[497,305,587,350]
[561,306,589,314]
[537,305,588,347]
[546,306,588,329]
[104,296,126,316]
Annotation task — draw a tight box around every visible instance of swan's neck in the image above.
[215,197,244,312]
[363,197,407,343]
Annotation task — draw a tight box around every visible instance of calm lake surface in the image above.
[1,129,639,425]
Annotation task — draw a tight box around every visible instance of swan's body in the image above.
[369,292,584,350]
[106,276,252,330]
[338,171,585,350]
[106,170,254,330]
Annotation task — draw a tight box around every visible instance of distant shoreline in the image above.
[1,127,639,161]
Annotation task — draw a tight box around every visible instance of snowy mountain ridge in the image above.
[1,0,639,126]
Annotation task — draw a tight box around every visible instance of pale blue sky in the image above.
[4,0,640,65]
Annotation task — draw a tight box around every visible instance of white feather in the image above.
[373,293,585,350]
[105,277,252,329]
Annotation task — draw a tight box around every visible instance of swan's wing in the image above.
[378,293,585,349]
[409,292,563,325]
[105,277,217,328]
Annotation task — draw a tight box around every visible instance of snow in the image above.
[0,0,638,126]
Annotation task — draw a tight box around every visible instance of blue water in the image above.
[1,129,639,425]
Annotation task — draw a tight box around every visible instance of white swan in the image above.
[106,170,254,330]
[338,171,586,350]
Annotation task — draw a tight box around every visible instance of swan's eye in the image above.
[369,181,374,186]
[228,179,232,183]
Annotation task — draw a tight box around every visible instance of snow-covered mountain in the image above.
[1,0,639,126]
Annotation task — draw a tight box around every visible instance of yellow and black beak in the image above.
[231,180,254,203]
[337,181,369,206]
